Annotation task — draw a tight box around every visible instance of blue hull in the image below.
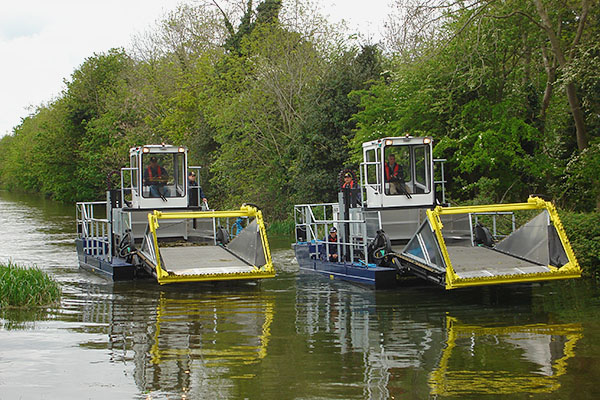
[293,243,397,288]
[75,239,137,281]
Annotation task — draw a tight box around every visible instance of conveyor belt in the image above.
[445,245,551,279]
[138,207,276,284]
[395,198,581,289]
[160,246,255,276]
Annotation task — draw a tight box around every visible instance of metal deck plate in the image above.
[445,245,551,279]
[159,246,254,276]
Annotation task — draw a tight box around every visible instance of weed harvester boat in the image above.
[75,144,275,284]
[293,136,580,289]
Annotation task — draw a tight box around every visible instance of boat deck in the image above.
[160,246,255,276]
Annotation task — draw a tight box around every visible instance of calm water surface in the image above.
[1,190,600,399]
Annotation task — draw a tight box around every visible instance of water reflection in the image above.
[294,277,585,399]
[429,318,582,397]
[72,281,275,399]
[1,190,597,399]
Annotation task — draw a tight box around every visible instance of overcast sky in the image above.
[0,0,392,137]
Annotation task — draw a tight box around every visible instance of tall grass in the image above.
[0,261,61,308]
[267,218,295,236]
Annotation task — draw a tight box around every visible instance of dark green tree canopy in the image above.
[0,0,598,213]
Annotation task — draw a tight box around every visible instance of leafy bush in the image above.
[556,142,600,211]
[0,262,62,308]
[560,211,600,279]
[267,218,295,235]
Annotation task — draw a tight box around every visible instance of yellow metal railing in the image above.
[426,197,581,289]
[146,205,276,284]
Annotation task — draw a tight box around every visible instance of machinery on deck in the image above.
[75,144,275,284]
[293,136,581,289]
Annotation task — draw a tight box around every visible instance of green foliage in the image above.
[0,0,598,223]
[435,98,550,203]
[294,45,384,204]
[267,218,295,235]
[556,141,600,211]
[352,0,598,208]
[221,0,282,53]
[0,261,61,308]
[202,22,326,217]
[560,211,600,279]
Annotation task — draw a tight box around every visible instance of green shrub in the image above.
[267,218,295,236]
[559,211,600,279]
[0,261,61,308]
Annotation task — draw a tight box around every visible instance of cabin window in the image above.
[383,145,412,196]
[142,153,186,198]
[414,145,431,193]
[365,149,378,185]
[383,144,431,195]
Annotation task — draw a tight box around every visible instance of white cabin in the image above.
[360,136,436,209]
[122,144,196,209]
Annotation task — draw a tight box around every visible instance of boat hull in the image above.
[293,243,397,289]
[75,238,137,281]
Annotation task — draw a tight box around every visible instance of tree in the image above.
[532,0,590,151]
[293,45,384,204]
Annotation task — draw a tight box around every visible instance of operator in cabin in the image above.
[144,156,170,198]
[385,154,411,198]
[385,154,403,194]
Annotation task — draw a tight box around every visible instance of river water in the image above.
[1,190,600,399]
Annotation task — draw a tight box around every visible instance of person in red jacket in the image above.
[341,171,362,206]
[385,154,404,195]
[144,156,170,198]
[342,172,357,189]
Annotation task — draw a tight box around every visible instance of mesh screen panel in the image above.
[402,220,445,271]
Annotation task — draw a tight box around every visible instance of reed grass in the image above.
[267,218,295,235]
[0,261,61,308]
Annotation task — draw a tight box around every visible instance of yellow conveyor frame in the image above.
[426,197,581,289]
[146,205,276,284]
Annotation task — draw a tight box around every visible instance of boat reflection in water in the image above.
[82,283,274,399]
[295,279,582,399]
[429,318,582,396]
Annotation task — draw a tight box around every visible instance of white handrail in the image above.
[294,203,373,265]
[76,201,111,261]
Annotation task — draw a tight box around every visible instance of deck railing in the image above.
[76,201,111,261]
[294,203,373,266]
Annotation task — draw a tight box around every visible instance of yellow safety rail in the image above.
[147,205,276,284]
[426,197,581,290]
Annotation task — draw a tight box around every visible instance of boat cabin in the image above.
[360,136,436,209]
[122,144,200,209]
